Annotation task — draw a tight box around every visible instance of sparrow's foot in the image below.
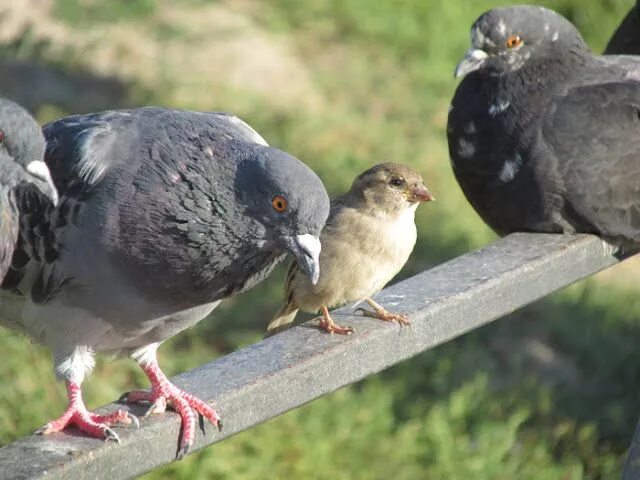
[123,361,222,460]
[35,381,137,443]
[316,305,355,335]
[356,298,410,326]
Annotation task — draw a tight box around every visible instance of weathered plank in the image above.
[0,233,629,480]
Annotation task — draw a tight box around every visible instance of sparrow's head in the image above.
[350,162,434,215]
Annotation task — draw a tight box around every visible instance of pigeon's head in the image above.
[350,162,434,214]
[455,6,589,78]
[0,98,58,205]
[235,145,330,284]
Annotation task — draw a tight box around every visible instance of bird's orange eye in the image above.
[506,35,523,49]
[272,195,287,213]
[0,130,4,143]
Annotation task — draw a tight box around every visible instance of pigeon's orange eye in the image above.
[272,195,288,213]
[506,35,523,49]
[0,130,4,143]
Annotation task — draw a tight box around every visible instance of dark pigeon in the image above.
[447,5,640,248]
[0,97,58,283]
[605,1,640,55]
[0,107,330,458]
[0,98,57,280]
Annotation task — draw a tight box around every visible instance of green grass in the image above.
[1,0,639,478]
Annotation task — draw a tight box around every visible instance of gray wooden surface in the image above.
[0,233,630,480]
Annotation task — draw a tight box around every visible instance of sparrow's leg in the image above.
[122,345,222,460]
[35,381,137,443]
[317,305,354,335]
[356,298,410,326]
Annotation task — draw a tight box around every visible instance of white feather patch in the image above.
[228,115,269,146]
[131,342,161,366]
[77,124,113,185]
[55,346,95,383]
[499,153,523,183]
[489,100,510,116]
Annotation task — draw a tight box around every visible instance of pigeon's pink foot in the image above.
[123,361,222,459]
[35,381,138,443]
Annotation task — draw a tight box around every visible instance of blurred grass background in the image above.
[1,0,640,478]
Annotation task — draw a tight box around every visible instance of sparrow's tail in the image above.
[266,303,300,337]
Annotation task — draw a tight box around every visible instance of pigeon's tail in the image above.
[266,303,299,337]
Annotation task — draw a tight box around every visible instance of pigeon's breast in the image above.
[448,79,556,235]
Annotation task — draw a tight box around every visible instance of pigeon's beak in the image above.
[26,160,59,206]
[408,184,435,203]
[282,234,322,285]
[454,49,488,79]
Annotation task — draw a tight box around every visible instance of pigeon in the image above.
[605,1,640,55]
[0,98,58,279]
[447,5,640,247]
[0,107,330,458]
[268,163,433,336]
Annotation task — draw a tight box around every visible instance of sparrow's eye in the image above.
[506,35,523,49]
[389,177,404,187]
[272,195,288,213]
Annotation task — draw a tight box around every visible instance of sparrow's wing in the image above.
[266,261,301,335]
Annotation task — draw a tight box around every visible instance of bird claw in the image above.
[176,441,192,461]
[34,424,53,436]
[217,419,223,432]
[143,397,168,417]
[317,317,355,335]
[127,412,140,429]
[104,427,121,444]
[355,307,410,326]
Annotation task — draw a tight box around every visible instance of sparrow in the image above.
[268,162,433,336]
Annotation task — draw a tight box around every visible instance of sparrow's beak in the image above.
[26,160,59,206]
[282,233,322,285]
[454,48,488,78]
[409,184,435,203]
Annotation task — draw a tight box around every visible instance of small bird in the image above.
[448,5,640,247]
[268,163,433,336]
[605,1,640,55]
[1,107,330,458]
[0,98,57,279]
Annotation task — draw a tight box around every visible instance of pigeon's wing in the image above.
[43,110,140,195]
[596,55,640,82]
[203,113,269,146]
[604,1,640,55]
[542,82,640,242]
[0,189,18,280]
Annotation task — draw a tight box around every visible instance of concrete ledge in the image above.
[0,233,629,479]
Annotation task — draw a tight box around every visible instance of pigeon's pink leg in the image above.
[35,381,137,442]
[124,360,222,459]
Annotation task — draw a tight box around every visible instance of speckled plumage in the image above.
[0,98,57,281]
[448,6,640,247]
[0,107,329,451]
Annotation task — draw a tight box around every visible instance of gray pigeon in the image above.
[0,98,57,279]
[605,1,640,55]
[448,5,640,247]
[1,107,330,458]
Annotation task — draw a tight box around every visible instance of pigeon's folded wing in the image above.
[543,82,640,241]
[203,112,269,147]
